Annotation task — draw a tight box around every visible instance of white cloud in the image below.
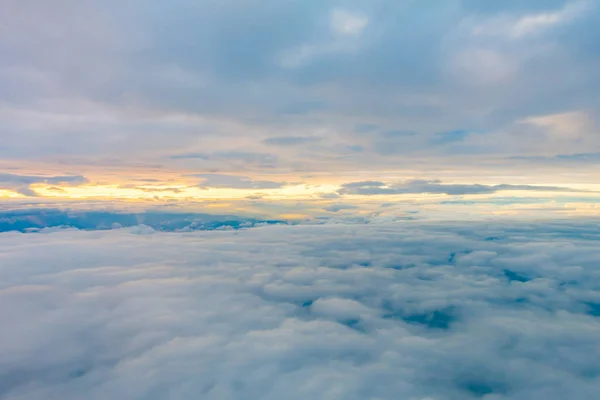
[277,9,368,69]
[520,111,594,140]
[452,48,517,84]
[510,1,588,38]
[470,1,589,39]
[1,222,600,399]
[330,9,369,36]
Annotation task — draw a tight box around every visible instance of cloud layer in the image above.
[2,221,600,399]
[339,179,589,195]
[1,0,599,179]
[0,174,88,196]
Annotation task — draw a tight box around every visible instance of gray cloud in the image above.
[262,136,320,146]
[322,203,358,213]
[1,221,600,399]
[340,179,586,195]
[512,152,600,164]
[341,181,386,189]
[193,174,283,189]
[0,173,88,196]
[1,0,599,171]
[319,193,341,199]
[172,151,279,168]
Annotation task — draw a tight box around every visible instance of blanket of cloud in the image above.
[2,221,600,399]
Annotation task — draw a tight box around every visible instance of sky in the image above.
[3,3,600,399]
[1,0,600,219]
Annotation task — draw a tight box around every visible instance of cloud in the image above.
[478,0,589,39]
[330,9,369,36]
[0,173,88,196]
[322,204,358,213]
[0,209,284,233]
[1,221,600,399]
[172,151,279,166]
[319,193,341,199]
[339,179,586,195]
[1,0,600,176]
[520,111,594,140]
[511,152,600,164]
[341,181,386,189]
[432,130,470,144]
[262,136,319,146]
[194,174,283,190]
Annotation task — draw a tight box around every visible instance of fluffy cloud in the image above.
[1,221,600,399]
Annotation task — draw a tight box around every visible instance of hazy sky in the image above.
[1,0,599,217]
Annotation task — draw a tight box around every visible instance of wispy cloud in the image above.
[339,179,590,196]
[0,173,88,196]
[193,174,284,190]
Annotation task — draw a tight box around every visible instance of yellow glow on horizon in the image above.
[0,180,596,220]
[0,190,22,198]
[280,213,310,220]
[30,182,347,201]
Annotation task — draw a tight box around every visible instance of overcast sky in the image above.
[1,0,599,216]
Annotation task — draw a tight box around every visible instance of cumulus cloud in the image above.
[1,222,600,399]
[339,179,587,195]
[0,173,88,196]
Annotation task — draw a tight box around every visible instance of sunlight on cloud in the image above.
[521,111,594,140]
